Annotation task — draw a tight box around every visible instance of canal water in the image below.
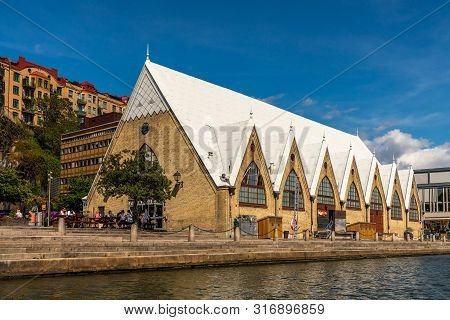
[1,255,449,299]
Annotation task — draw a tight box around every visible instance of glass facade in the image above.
[239,162,266,206]
[420,187,450,213]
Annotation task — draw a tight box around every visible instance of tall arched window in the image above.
[317,177,335,205]
[282,170,304,209]
[239,162,266,205]
[346,183,361,209]
[409,196,419,221]
[370,187,383,210]
[391,192,402,220]
[140,144,158,164]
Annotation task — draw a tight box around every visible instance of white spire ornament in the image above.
[146,43,150,61]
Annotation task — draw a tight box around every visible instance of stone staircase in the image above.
[1,226,449,277]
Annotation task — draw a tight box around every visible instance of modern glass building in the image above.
[414,167,450,230]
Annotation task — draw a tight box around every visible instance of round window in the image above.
[141,123,150,135]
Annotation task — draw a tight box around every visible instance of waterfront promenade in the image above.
[1,226,449,278]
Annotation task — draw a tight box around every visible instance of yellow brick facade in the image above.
[88,110,219,231]
[342,159,366,225]
[311,151,342,232]
[278,139,312,234]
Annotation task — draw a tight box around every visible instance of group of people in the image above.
[91,209,157,230]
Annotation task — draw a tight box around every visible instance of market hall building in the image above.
[87,56,422,238]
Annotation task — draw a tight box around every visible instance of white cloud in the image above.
[365,129,450,169]
[302,97,316,106]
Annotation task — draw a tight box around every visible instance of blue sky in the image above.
[1,0,449,167]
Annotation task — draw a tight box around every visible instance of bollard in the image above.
[420,234,424,242]
[443,236,446,243]
[188,224,195,242]
[391,234,395,242]
[304,230,310,241]
[130,223,138,243]
[234,226,240,242]
[58,217,66,236]
[355,231,360,241]
[273,227,278,242]
[330,231,336,242]
[431,234,435,242]
[406,234,410,242]
[374,233,379,242]
[37,212,43,227]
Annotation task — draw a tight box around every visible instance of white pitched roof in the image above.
[330,148,354,201]
[379,162,397,206]
[127,61,392,188]
[398,167,414,209]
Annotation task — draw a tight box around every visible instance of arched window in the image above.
[346,183,361,209]
[370,187,383,210]
[317,177,335,205]
[409,196,419,221]
[239,162,266,205]
[139,144,158,164]
[282,170,304,209]
[391,192,402,220]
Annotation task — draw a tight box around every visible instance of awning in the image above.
[423,212,450,221]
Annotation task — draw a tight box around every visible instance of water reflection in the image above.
[1,255,449,299]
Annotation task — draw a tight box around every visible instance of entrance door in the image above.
[370,210,383,233]
[149,203,164,229]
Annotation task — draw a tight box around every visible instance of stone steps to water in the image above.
[1,226,449,277]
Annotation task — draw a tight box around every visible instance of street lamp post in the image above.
[293,180,300,239]
[47,171,52,227]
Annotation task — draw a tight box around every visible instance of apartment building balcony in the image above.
[77,98,87,105]
[22,79,36,89]
[22,92,33,101]
[22,105,36,114]
[77,109,86,116]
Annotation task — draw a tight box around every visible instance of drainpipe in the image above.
[273,191,280,216]
[387,207,391,233]
[228,186,236,239]
[310,195,315,232]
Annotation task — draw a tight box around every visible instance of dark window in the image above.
[317,176,335,205]
[13,72,20,82]
[140,144,158,164]
[239,162,266,205]
[409,196,419,221]
[370,187,383,210]
[13,86,19,95]
[347,182,361,209]
[391,192,402,220]
[282,170,303,209]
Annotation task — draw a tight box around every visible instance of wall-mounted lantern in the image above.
[173,171,183,188]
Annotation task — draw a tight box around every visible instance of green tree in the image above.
[11,136,60,189]
[0,115,26,155]
[58,175,93,212]
[33,95,80,157]
[96,149,172,221]
[0,168,35,208]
